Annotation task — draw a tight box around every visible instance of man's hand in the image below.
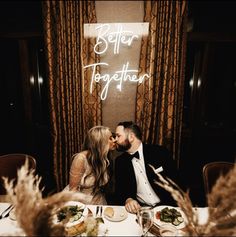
[125,198,141,214]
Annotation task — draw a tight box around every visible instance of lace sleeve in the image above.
[69,153,86,191]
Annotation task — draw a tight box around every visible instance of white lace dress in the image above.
[64,151,108,205]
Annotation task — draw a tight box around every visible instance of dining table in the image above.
[0,202,209,236]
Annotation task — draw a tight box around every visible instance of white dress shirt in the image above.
[131,143,160,206]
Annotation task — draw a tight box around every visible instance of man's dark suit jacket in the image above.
[114,143,179,206]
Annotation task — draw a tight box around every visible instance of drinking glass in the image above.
[137,206,154,236]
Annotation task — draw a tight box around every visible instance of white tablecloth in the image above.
[0,203,141,236]
[0,203,209,236]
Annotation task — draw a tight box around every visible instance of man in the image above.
[114,121,179,214]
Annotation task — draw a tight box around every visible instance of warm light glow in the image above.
[38,77,43,84]
[116,84,122,91]
[189,77,201,88]
[197,77,201,88]
[189,78,193,87]
[30,76,35,85]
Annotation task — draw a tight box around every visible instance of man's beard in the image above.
[116,138,131,152]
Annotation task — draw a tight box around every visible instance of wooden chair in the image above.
[0,154,37,198]
[202,161,234,195]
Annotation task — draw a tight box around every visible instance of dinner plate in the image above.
[153,205,186,229]
[54,201,88,228]
[104,207,128,222]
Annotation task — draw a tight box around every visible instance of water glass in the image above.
[137,206,154,236]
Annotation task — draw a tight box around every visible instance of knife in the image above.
[0,205,14,219]
[96,206,99,217]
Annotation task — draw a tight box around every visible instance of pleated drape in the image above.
[42,0,101,190]
[136,1,188,167]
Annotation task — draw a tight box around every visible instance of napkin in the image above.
[148,164,164,174]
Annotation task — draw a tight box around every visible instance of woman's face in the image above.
[108,131,116,151]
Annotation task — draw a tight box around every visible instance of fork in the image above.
[95,205,100,217]
[96,206,103,217]
[99,206,103,217]
[0,204,14,219]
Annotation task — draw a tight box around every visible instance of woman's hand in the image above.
[125,198,141,214]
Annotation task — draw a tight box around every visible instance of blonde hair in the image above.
[82,126,111,193]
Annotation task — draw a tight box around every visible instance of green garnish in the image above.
[160,207,184,226]
[57,205,84,223]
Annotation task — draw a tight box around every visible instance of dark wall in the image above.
[188,1,236,33]
[180,1,236,206]
[0,1,56,195]
[0,1,43,34]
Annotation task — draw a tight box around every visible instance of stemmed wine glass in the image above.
[137,206,154,237]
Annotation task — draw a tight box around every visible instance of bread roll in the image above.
[104,207,114,218]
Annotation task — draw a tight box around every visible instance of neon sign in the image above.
[94,23,139,55]
[84,23,150,100]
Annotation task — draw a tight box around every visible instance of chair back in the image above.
[0,153,36,195]
[202,161,234,195]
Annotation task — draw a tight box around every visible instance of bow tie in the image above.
[129,151,140,159]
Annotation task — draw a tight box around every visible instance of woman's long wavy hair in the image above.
[82,126,111,194]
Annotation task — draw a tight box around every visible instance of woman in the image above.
[68,126,115,205]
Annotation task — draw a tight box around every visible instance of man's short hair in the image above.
[117,121,142,140]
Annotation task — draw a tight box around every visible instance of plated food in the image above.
[104,207,127,222]
[154,206,186,229]
[55,201,88,228]
[65,221,87,236]
[65,207,104,237]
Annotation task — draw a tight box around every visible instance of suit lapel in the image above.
[123,152,137,187]
[143,144,158,183]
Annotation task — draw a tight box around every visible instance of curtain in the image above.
[136,1,187,167]
[42,0,101,191]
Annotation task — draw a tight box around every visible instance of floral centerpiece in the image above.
[3,159,104,236]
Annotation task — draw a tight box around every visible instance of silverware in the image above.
[96,206,99,217]
[0,204,14,219]
[100,206,103,217]
[95,206,103,217]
